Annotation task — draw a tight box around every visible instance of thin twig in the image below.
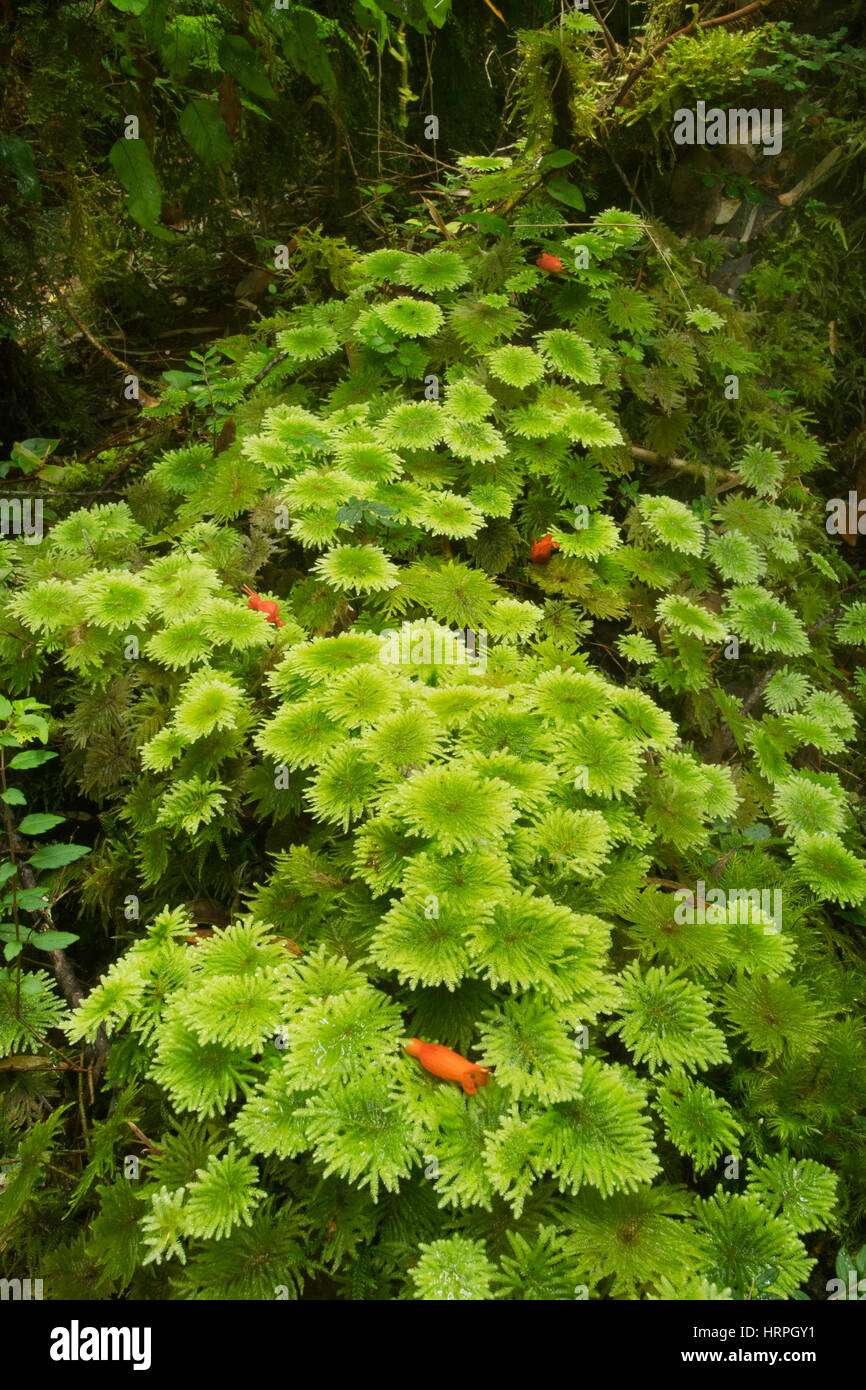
[590,1,619,58]
[250,351,289,389]
[50,284,158,390]
[630,444,739,485]
[603,144,650,216]
[641,224,691,307]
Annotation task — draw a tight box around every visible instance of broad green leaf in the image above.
[27,844,91,870]
[38,465,68,485]
[15,888,51,911]
[835,1246,855,1282]
[109,0,149,11]
[458,212,510,237]
[8,750,57,769]
[540,149,578,172]
[11,438,58,468]
[546,172,586,211]
[218,35,276,100]
[0,136,41,201]
[280,12,337,98]
[138,0,169,43]
[0,864,17,886]
[0,697,11,718]
[3,941,23,961]
[109,138,174,239]
[31,931,80,951]
[355,0,390,48]
[420,0,453,27]
[12,714,50,742]
[1,789,27,805]
[179,99,233,165]
[18,814,66,835]
[162,370,200,388]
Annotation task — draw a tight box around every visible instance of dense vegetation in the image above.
[2,0,866,1302]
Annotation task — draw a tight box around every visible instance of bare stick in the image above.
[50,284,158,390]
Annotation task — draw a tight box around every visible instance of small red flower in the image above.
[242,584,284,627]
[530,534,561,564]
[536,253,565,274]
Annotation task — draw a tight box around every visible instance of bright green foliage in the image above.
[3,63,866,1303]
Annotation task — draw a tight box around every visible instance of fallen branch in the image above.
[50,284,159,395]
[590,2,620,60]
[777,146,843,208]
[630,444,740,485]
[125,1120,163,1155]
[249,351,289,389]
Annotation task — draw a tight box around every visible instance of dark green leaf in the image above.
[280,12,337,98]
[31,931,80,951]
[27,844,91,870]
[540,149,577,172]
[18,814,66,835]
[109,138,174,239]
[15,888,51,911]
[0,136,41,201]
[138,0,169,44]
[546,172,585,211]
[458,212,510,237]
[218,35,277,100]
[8,750,57,769]
[179,100,233,165]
